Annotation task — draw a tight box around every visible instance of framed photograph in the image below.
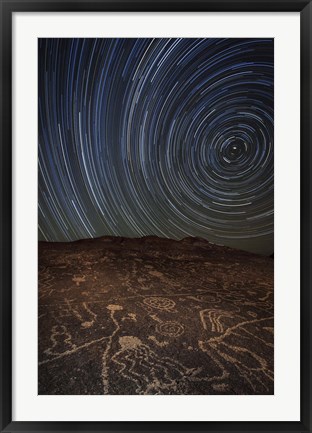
[1,0,311,432]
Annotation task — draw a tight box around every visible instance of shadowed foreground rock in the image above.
[38,236,274,395]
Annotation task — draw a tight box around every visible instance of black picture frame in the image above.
[1,1,311,432]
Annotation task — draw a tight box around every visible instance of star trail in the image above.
[38,38,274,255]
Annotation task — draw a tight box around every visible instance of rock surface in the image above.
[38,236,274,395]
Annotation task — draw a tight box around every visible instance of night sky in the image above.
[38,38,274,255]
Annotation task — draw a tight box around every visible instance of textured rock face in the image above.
[38,236,274,395]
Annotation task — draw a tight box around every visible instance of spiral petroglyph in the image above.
[156,321,185,337]
[143,297,176,311]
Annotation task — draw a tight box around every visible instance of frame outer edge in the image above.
[0,1,13,433]
[300,2,312,433]
[1,1,311,432]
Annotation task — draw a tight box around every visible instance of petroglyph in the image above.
[39,236,273,395]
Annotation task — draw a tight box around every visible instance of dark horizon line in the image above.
[38,233,274,257]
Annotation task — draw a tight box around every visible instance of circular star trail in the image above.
[38,38,274,254]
